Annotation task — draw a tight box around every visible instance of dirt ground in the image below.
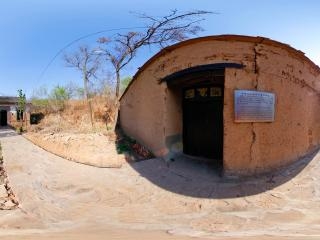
[1,127,320,239]
[24,131,126,168]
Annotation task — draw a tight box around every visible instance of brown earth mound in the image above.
[26,97,127,167]
[24,132,125,168]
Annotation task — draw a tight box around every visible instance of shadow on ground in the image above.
[127,149,319,199]
[0,127,18,138]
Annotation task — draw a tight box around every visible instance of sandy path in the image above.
[0,127,320,239]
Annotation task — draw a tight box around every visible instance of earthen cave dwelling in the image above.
[120,35,320,176]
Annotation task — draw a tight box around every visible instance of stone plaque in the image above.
[234,90,275,122]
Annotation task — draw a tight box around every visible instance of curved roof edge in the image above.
[162,63,244,84]
[120,34,320,100]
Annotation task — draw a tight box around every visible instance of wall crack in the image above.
[250,123,256,163]
[253,40,264,90]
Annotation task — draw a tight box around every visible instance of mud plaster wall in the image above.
[120,37,320,175]
[120,69,168,156]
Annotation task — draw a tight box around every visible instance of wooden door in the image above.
[183,86,223,160]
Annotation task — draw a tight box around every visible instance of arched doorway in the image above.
[162,64,241,167]
[0,110,7,126]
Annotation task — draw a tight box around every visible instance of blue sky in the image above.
[1,0,320,97]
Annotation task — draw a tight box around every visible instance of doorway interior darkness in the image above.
[0,110,7,126]
[165,67,224,166]
[183,84,223,164]
[163,64,242,167]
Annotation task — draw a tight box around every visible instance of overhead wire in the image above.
[37,26,147,81]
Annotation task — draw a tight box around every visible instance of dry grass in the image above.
[30,96,117,134]
[28,96,155,163]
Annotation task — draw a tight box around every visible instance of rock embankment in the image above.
[0,143,18,210]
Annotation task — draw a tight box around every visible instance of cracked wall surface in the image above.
[120,35,320,176]
[223,39,320,175]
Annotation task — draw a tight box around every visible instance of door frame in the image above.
[182,84,224,163]
[162,63,243,169]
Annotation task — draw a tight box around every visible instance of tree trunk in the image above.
[111,70,121,131]
[20,111,23,132]
[24,111,27,131]
[83,71,94,128]
[115,70,121,99]
[88,99,94,128]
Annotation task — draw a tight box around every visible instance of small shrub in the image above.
[16,126,24,134]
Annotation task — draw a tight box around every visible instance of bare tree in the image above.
[98,9,212,129]
[64,45,100,127]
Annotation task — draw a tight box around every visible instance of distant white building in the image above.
[0,96,31,127]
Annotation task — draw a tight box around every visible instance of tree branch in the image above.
[97,9,213,98]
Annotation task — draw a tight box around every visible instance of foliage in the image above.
[51,9,211,131]
[116,130,154,160]
[31,98,50,112]
[31,82,85,114]
[17,89,26,131]
[17,89,26,115]
[120,76,132,94]
[30,85,49,112]
[49,85,69,111]
[51,85,69,101]
[16,126,24,134]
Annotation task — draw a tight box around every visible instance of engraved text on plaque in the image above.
[234,90,275,122]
